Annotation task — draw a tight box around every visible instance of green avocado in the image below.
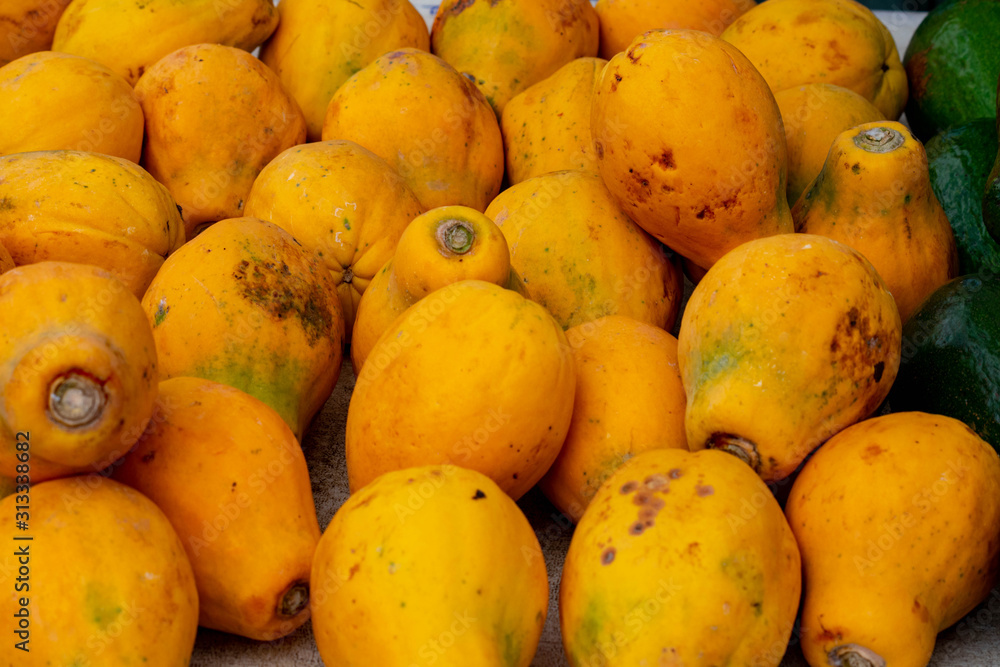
[889,274,1000,453]
[903,0,1000,140]
[925,118,1000,276]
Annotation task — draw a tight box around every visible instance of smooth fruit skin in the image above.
[0,150,184,297]
[592,29,793,271]
[903,0,1000,141]
[0,0,73,66]
[0,51,143,162]
[260,0,429,141]
[311,465,548,666]
[244,140,425,334]
[560,447,801,667]
[539,315,687,522]
[678,234,902,483]
[501,57,607,185]
[0,262,158,481]
[595,0,755,58]
[787,412,1000,667]
[141,217,345,440]
[721,0,908,120]
[113,377,321,641]
[322,48,504,212]
[889,275,1000,452]
[774,83,885,205]
[485,170,683,331]
[136,44,307,238]
[430,0,599,116]
[793,122,958,323]
[52,0,278,85]
[351,206,514,372]
[347,280,575,500]
[0,476,199,666]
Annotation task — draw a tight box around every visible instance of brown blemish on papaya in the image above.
[644,474,669,491]
[824,40,850,72]
[629,521,646,535]
[620,480,638,494]
[696,484,714,497]
[851,163,861,174]
[656,150,675,170]
[0,197,14,211]
[141,450,156,463]
[442,0,475,16]
[232,257,332,346]
[472,489,486,499]
[601,547,615,565]
[347,563,360,579]
[669,468,682,479]
[912,598,931,623]
[594,141,604,159]
[862,444,884,462]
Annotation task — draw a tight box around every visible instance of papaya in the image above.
[52,0,278,85]
[984,78,1000,244]
[136,43,307,238]
[787,412,1000,667]
[925,118,1000,276]
[260,0,430,141]
[678,234,901,483]
[347,280,575,500]
[595,0,755,58]
[0,51,143,162]
[774,83,885,205]
[0,262,158,482]
[560,447,801,666]
[485,170,683,331]
[351,206,515,372]
[903,0,1000,140]
[0,0,73,66]
[430,0,599,116]
[792,122,958,323]
[889,275,1000,452]
[244,140,425,335]
[0,476,199,666]
[141,217,345,440]
[539,315,687,523]
[0,242,13,274]
[721,0,908,120]
[322,48,504,212]
[310,465,549,666]
[501,57,607,185]
[0,150,185,297]
[113,377,320,641]
[592,29,793,270]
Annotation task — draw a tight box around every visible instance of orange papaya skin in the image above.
[788,412,1000,667]
[0,0,73,66]
[113,377,321,641]
[141,217,345,439]
[0,262,158,481]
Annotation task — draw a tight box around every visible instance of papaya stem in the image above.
[48,371,106,429]
[277,580,310,618]
[828,644,886,667]
[706,433,760,472]
[438,220,475,255]
[853,127,904,153]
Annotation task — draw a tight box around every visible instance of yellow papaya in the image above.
[0,150,184,297]
[0,262,158,481]
[0,0,73,66]
[141,217,345,439]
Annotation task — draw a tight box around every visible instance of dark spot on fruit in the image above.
[696,484,714,497]
[141,450,156,463]
[633,490,653,506]
[614,73,622,82]
[601,547,615,565]
[232,255,333,346]
[629,521,645,535]
[656,149,675,169]
[620,480,638,494]
[851,163,861,174]
[644,474,669,491]
[472,489,486,499]
[874,361,885,382]
[595,141,604,159]
[668,468,682,479]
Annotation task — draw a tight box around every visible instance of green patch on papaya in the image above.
[570,597,607,666]
[232,258,333,346]
[86,583,122,629]
[153,299,169,326]
[502,629,523,667]
[192,353,304,435]
[720,553,765,617]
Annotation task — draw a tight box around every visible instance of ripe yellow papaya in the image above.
[0,0,73,66]
[53,0,278,85]
[485,170,683,331]
[136,43,307,237]
[678,234,901,483]
[260,0,430,140]
[560,447,801,666]
[0,51,143,162]
[539,315,687,522]
[311,465,549,666]
[0,476,199,666]
[113,377,321,641]
[351,206,515,372]
[347,280,575,500]
[430,0,599,115]
[592,30,793,270]
[501,57,607,185]
[793,122,958,322]
[141,217,345,439]
[244,140,425,334]
[322,48,504,212]
[787,412,1000,667]
[0,262,158,481]
[0,150,184,297]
